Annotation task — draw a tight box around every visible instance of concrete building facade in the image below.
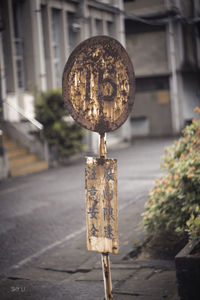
[0,0,126,178]
[1,0,125,121]
[124,0,200,137]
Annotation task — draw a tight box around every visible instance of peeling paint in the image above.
[62,36,135,134]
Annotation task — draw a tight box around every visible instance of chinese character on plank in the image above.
[90,224,99,237]
[88,185,98,203]
[85,157,118,254]
[104,225,114,240]
[104,167,114,181]
[103,185,113,202]
[87,166,97,180]
[88,204,99,219]
[103,207,115,222]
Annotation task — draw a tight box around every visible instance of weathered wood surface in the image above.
[62,36,135,134]
[101,253,113,300]
[85,157,118,254]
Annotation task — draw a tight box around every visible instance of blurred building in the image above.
[0,0,125,178]
[125,0,200,137]
[1,0,200,179]
[1,0,124,120]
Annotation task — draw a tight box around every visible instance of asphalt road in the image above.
[0,138,174,287]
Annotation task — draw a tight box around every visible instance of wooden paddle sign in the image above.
[85,157,118,254]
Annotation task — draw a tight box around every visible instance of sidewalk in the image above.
[0,138,179,299]
[0,237,179,300]
[112,259,178,299]
[0,195,179,300]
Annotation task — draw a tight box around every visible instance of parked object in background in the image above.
[175,239,200,300]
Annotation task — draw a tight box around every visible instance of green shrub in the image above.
[35,89,85,158]
[143,107,200,242]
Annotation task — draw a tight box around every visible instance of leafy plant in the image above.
[35,89,85,158]
[143,107,200,242]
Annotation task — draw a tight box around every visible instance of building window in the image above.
[95,19,103,35]
[107,21,114,37]
[52,8,61,88]
[67,12,81,54]
[125,19,165,34]
[136,76,169,92]
[12,0,26,89]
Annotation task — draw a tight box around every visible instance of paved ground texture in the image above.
[0,138,180,299]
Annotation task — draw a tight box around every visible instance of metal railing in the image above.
[2,100,49,166]
[3,100,43,131]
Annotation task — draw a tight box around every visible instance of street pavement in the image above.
[0,138,180,299]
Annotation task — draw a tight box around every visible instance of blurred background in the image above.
[0,0,200,180]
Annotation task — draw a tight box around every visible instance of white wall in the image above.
[3,93,35,122]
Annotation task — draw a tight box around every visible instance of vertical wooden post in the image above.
[99,133,113,300]
[99,133,107,158]
[101,253,113,300]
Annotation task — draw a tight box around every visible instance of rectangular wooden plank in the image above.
[85,157,118,254]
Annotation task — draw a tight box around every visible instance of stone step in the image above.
[7,147,29,159]
[3,140,18,150]
[3,133,48,177]
[9,154,39,169]
[2,134,9,142]
[10,161,48,177]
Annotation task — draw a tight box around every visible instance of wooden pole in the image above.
[99,133,113,300]
[101,253,113,300]
[99,133,107,158]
